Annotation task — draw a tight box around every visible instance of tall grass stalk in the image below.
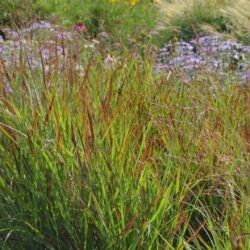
[0,49,249,249]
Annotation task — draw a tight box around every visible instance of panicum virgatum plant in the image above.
[0,1,249,249]
[0,42,249,248]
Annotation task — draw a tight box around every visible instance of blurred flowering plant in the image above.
[73,22,87,33]
[156,35,250,84]
[110,0,139,6]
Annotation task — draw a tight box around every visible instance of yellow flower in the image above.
[130,0,138,5]
[109,0,139,5]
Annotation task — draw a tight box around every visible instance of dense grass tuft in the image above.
[0,1,249,249]
[0,51,249,248]
[155,0,250,45]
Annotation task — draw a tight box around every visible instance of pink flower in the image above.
[73,22,87,33]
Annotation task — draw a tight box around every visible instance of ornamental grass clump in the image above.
[0,41,249,248]
[155,0,250,44]
[221,0,250,44]
[0,1,249,249]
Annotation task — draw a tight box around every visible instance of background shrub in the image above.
[0,0,157,45]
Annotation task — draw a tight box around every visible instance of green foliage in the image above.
[0,0,34,26]
[0,0,249,248]
[0,0,157,45]
[155,0,250,44]
[0,50,249,248]
[221,0,250,44]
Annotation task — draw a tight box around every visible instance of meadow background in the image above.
[0,0,249,249]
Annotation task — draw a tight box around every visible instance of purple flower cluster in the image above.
[0,22,89,93]
[0,21,73,41]
[21,21,54,34]
[0,39,63,70]
[0,22,75,70]
[156,35,250,84]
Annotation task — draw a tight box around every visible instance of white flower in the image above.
[92,39,100,45]
[104,54,117,69]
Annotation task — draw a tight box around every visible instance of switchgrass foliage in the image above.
[0,0,250,249]
[155,0,250,44]
[0,46,249,249]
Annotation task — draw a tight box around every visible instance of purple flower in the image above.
[156,34,250,83]
[242,68,250,83]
